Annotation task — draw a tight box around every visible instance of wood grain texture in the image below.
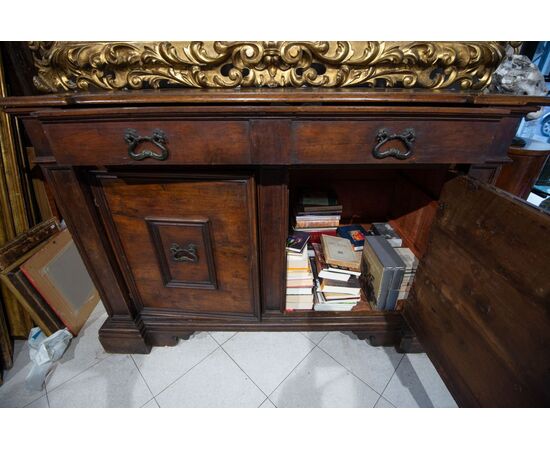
[495,142,550,199]
[146,218,217,289]
[0,218,60,271]
[43,120,251,166]
[4,270,64,335]
[44,168,136,318]
[0,290,13,372]
[4,88,543,379]
[405,176,550,407]
[257,168,288,313]
[2,87,550,109]
[96,173,260,318]
[292,118,502,164]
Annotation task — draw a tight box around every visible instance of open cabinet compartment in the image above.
[285,165,454,314]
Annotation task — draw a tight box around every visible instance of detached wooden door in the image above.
[405,176,550,407]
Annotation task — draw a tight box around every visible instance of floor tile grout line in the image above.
[259,398,277,408]
[45,353,114,396]
[152,343,221,400]
[209,331,238,347]
[315,344,386,397]
[372,395,382,408]
[130,354,156,402]
[219,345,270,400]
[300,331,329,346]
[21,393,48,408]
[220,332,320,401]
[264,343,320,402]
[206,331,223,347]
[381,396,397,408]
[379,353,406,401]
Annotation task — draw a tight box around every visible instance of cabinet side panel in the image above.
[258,168,288,313]
[44,167,135,318]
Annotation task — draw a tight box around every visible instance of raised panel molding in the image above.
[146,217,217,290]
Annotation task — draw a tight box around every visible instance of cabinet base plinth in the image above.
[99,317,151,354]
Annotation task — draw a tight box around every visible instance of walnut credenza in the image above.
[3,89,550,407]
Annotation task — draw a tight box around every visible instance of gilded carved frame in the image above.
[29,41,517,93]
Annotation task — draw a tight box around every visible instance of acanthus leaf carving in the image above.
[28,41,510,92]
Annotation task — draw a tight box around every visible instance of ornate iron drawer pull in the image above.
[124,128,169,161]
[170,243,198,263]
[373,128,416,160]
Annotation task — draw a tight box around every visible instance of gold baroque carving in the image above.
[29,41,510,92]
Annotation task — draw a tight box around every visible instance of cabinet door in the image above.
[94,173,260,319]
[405,176,550,407]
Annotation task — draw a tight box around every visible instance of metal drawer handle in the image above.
[373,128,416,160]
[170,243,198,263]
[124,128,169,161]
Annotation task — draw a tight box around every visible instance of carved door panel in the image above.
[93,172,260,319]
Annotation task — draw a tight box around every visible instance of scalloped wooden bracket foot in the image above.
[352,330,399,347]
[145,331,194,347]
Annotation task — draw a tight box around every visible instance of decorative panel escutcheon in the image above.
[146,217,217,289]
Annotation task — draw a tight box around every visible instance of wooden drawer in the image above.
[43,120,251,165]
[293,118,501,164]
[94,173,259,318]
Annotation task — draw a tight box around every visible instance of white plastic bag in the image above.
[26,327,72,391]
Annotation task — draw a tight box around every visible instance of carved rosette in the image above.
[29,41,511,92]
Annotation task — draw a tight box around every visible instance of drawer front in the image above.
[44,120,251,165]
[293,119,500,164]
[95,174,259,318]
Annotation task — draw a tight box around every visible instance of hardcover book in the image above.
[361,235,405,310]
[371,222,403,247]
[311,243,351,282]
[295,218,340,228]
[299,189,339,207]
[337,224,372,251]
[286,231,310,253]
[320,235,361,271]
[314,291,358,311]
[319,277,361,296]
[293,227,337,244]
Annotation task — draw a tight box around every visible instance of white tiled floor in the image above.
[0,303,457,408]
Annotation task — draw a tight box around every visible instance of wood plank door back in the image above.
[405,176,550,407]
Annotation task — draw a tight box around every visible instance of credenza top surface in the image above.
[2,88,549,111]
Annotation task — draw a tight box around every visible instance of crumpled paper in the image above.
[26,327,72,391]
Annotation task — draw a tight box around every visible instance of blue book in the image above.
[337,225,372,251]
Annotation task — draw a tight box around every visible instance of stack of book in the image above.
[293,190,342,243]
[394,247,419,300]
[371,222,402,247]
[360,235,405,311]
[285,232,314,311]
[312,235,362,312]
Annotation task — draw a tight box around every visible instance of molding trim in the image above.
[29,41,513,92]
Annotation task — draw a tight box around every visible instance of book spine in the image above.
[377,268,392,310]
[384,267,405,311]
[295,219,340,228]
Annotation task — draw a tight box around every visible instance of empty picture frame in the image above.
[0,218,64,336]
[20,229,99,335]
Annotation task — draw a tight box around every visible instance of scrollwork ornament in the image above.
[28,41,512,93]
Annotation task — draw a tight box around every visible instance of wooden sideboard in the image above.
[2,88,550,407]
